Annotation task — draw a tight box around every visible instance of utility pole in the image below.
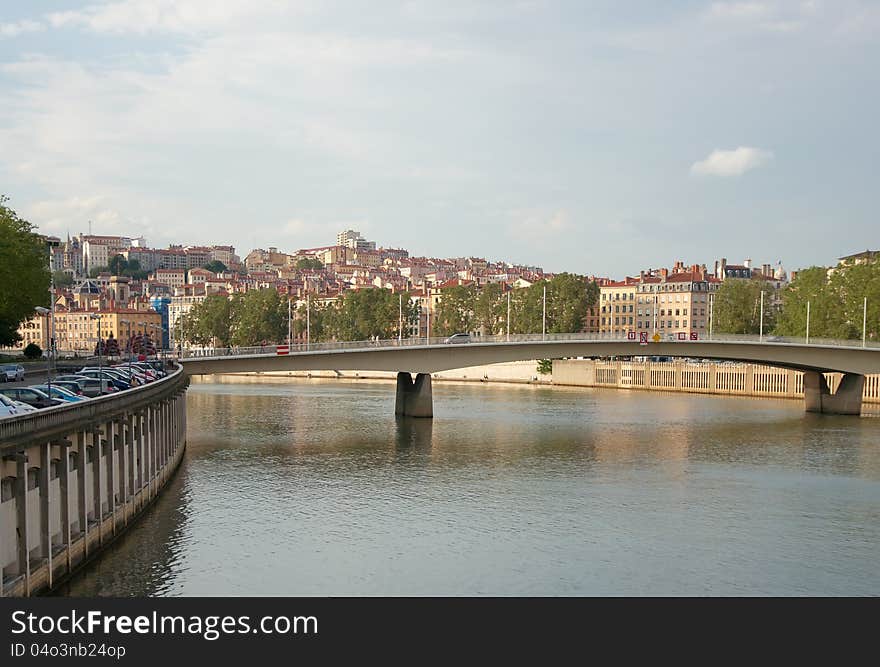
[306,294,310,349]
[542,284,547,341]
[863,296,868,347]
[399,293,403,342]
[708,293,713,340]
[759,289,764,342]
[426,295,430,343]
[287,296,291,346]
[506,290,511,342]
[806,300,810,344]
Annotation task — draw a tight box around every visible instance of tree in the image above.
[230,289,286,346]
[108,254,128,275]
[326,288,402,340]
[295,257,323,270]
[23,342,42,359]
[712,278,777,335]
[509,274,598,335]
[537,359,552,375]
[52,270,74,287]
[182,295,236,347]
[203,260,228,274]
[433,285,476,336]
[474,283,505,334]
[0,196,51,346]
[89,265,109,278]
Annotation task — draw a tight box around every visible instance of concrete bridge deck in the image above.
[178,333,880,416]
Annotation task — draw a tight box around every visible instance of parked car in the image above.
[50,380,88,396]
[1,364,25,382]
[13,400,38,413]
[28,384,88,403]
[0,387,66,409]
[0,393,21,418]
[444,333,471,344]
[55,375,119,398]
[76,369,131,390]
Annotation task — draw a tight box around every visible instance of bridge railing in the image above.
[174,331,880,361]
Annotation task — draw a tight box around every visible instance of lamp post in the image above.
[506,290,511,342]
[399,293,403,343]
[708,293,713,341]
[287,296,292,346]
[759,289,764,342]
[34,306,53,396]
[306,294,311,349]
[863,297,868,347]
[806,300,810,344]
[121,319,132,385]
[89,313,102,378]
[542,284,547,341]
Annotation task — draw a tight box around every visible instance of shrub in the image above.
[23,342,42,359]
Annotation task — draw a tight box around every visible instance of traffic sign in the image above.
[690,332,698,340]
[276,345,289,355]
[652,333,662,343]
[627,331,636,341]
[677,332,686,341]
[639,332,648,346]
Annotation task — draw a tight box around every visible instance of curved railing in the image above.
[176,332,880,361]
[0,363,189,452]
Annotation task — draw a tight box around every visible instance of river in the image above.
[61,376,880,596]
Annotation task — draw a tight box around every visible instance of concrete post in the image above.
[57,439,71,575]
[15,451,29,596]
[39,442,51,588]
[395,372,434,418]
[91,430,102,544]
[105,421,115,536]
[77,432,88,558]
[803,370,865,415]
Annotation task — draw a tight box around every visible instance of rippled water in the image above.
[62,376,880,596]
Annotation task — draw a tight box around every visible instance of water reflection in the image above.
[62,377,880,596]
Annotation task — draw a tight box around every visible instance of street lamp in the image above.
[34,306,53,396]
[89,313,102,377]
[542,284,547,341]
[121,319,133,385]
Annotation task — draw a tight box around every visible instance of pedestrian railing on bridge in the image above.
[174,331,880,360]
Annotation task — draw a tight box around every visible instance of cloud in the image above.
[510,210,572,242]
[0,19,44,38]
[690,147,774,177]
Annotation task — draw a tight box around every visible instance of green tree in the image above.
[89,265,109,278]
[108,254,128,275]
[474,283,505,334]
[295,257,323,270]
[326,288,402,340]
[433,285,476,336]
[536,359,552,375]
[712,278,777,335]
[52,270,74,287]
[230,289,287,346]
[203,260,228,274]
[182,295,236,347]
[509,274,598,335]
[0,196,51,346]
[23,342,43,359]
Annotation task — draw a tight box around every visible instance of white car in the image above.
[0,393,19,417]
[1,364,25,382]
[13,400,37,413]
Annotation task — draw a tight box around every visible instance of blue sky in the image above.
[1,1,878,276]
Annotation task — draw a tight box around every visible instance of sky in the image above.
[1,1,878,277]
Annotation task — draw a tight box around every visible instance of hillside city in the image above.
[5,227,877,357]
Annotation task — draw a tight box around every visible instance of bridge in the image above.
[179,333,880,417]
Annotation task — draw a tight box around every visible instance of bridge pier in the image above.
[803,371,865,415]
[395,372,433,418]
